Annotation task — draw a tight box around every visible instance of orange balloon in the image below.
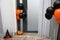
[16,16,20,20]
[16,9,22,20]
[16,9,21,15]
[54,8,60,24]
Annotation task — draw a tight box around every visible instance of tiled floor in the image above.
[0,33,51,40]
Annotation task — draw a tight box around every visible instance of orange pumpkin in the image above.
[54,8,60,24]
[17,31,23,35]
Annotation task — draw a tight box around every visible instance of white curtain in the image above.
[1,0,17,36]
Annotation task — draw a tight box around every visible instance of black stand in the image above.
[57,24,60,40]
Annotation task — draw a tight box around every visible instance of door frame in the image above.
[16,0,51,34]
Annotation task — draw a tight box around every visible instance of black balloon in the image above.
[46,7,54,15]
[45,7,54,19]
[53,0,60,9]
[45,0,60,20]
[23,13,27,18]
[45,13,52,20]
[19,13,26,18]
[17,3,24,10]
[19,13,23,18]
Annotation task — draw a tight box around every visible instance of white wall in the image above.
[1,0,17,36]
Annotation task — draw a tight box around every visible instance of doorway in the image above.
[16,0,38,33]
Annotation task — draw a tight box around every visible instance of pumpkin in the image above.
[54,8,60,24]
[17,31,23,35]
